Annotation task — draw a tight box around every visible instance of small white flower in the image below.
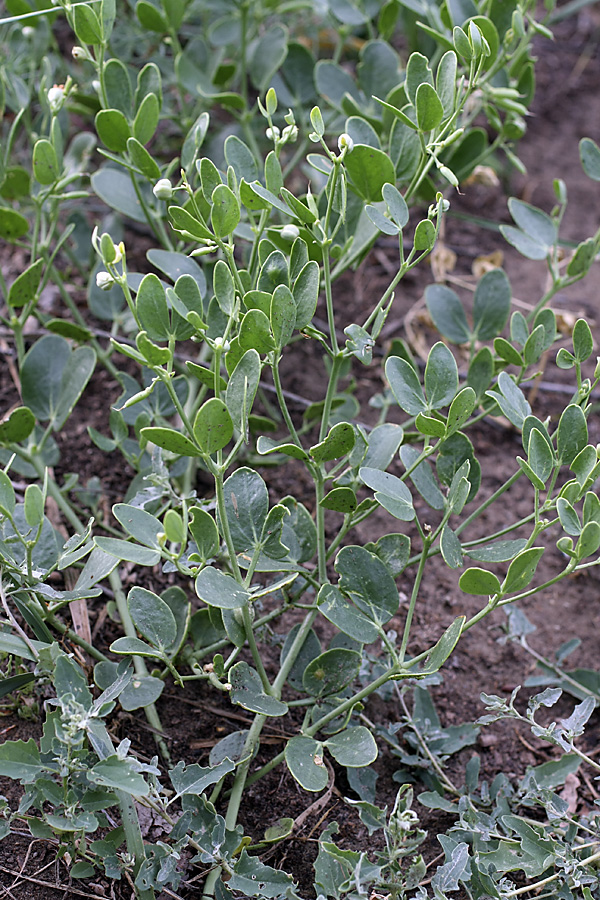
[338,133,354,154]
[71,46,87,60]
[96,271,115,291]
[47,84,65,113]
[265,126,280,141]
[213,337,230,352]
[281,224,300,242]
[22,26,35,38]
[281,124,298,144]
[153,178,173,200]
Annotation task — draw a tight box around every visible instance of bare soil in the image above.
[1,12,600,899]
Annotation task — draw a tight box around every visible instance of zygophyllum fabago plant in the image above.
[1,0,600,897]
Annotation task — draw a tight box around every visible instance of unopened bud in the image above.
[96,271,115,291]
[338,133,354,154]
[281,224,300,241]
[72,46,88,60]
[212,337,231,352]
[233,605,254,625]
[266,126,280,141]
[47,84,65,113]
[22,26,35,38]
[190,243,218,257]
[153,178,173,200]
[281,124,298,143]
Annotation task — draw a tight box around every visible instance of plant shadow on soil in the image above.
[1,14,600,899]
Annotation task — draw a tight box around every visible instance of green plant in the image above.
[1,1,600,898]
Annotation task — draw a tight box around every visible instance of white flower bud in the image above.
[22,26,35,38]
[153,178,173,200]
[92,80,101,93]
[96,271,115,291]
[47,84,65,113]
[281,224,300,241]
[265,126,280,141]
[190,243,218,257]
[213,337,230,352]
[281,124,298,143]
[72,46,88,60]
[338,133,354,154]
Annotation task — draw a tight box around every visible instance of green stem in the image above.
[90,721,154,900]
[526,281,562,323]
[213,466,243,583]
[308,666,397,736]
[218,610,320,868]
[319,354,343,444]
[274,609,318,695]
[46,615,108,662]
[321,160,342,355]
[521,640,600,703]
[272,358,302,447]
[108,571,172,763]
[247,209,269,281]
[362,262,407,333]
[201,709,268,898]
[314,354,344,582]
[315,475,327,584]
[189,602,289,661]
[242,604,272,693]
[225,710,266,832]
[220,663,397,801]
[158,370,196,438]
[455,561,577,639]
[321,252,338,355]
[49,264,121,380]
[398,537,432,665]
[239,1,250,108]
[130,174,172,250]
[455,469,524,536]
[504,850,600,898]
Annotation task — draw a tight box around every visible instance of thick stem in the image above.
[90,721,154,900]
[246,663,402,789]
[241,603,271,693]
[109,570,172,763]
[455,469,524,536]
